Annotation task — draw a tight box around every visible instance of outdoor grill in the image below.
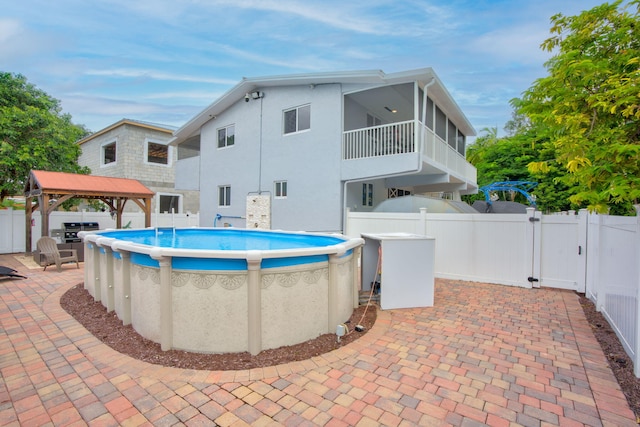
[63,222,99,243]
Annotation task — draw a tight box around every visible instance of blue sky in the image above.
[2,0,606,138]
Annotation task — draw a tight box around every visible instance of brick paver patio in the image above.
[0,253,636,426]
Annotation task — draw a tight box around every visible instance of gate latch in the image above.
[528,277,539,283]
[528,217,540,222]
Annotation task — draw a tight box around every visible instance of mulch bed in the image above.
[60,283,377,371]
[60,284,640,419]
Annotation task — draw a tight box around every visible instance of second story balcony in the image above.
[342,120,477,190]
[341,77,477,195]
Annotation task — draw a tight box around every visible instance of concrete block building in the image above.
[77,119,199,214]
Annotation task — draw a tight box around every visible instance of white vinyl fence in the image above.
[346,207,586,289]
[346,206,640,375]
[3,206,639,375]
[585,212,640,375]
[0,209,200,254]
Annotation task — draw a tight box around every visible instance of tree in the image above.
[465,126,499,165]
[463,126,574,212]
[515,0,640,214]
[0,72,90,201]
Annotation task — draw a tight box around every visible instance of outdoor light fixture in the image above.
[384,106,397,113]
[245,91,264,102]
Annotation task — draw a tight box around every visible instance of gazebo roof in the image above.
[23,170,154,253]
[26,170,154,198]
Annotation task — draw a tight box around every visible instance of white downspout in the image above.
[419,77,436,171]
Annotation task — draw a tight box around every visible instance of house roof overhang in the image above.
[169,67,476,146]
[77,118,177,146]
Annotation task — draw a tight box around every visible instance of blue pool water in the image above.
[98,228,345,250]
[89,228,353,270]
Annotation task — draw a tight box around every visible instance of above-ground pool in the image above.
[80,228,364,355]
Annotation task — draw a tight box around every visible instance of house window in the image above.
[447,120,457,150]
[158,194,182,213]
[275,181,287,198]
[426,97,434,130]
[102,141,116,165]
[146,141,169,165]
[218,185,231,207]
[457,129,466,156]
[388,188,411,198]
[284,105,310,134]
[435,106,447,141]
[362,183,373,207]
[218,125,235,148]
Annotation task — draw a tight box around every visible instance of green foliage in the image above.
[0,72,90,200]
[515,0,640,214]
[463,127,575,212]
[0,198,25,210]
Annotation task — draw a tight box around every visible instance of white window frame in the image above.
[144,139,172,166]
[101,140,117,167]
[217,124,235,149]
[157,192,183,213]
[283,104,311,135]
[274,181,287,199]
[218,185,231,207]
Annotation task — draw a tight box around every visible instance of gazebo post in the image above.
[144,197,152,227]
[116,198,123,229]
[40,194,50,242]
[25,195,33,254]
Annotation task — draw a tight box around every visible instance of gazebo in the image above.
[24,170,155,253]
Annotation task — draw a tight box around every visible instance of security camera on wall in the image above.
[244,93,250,102]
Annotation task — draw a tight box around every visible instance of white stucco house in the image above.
[170,68,477,232]
[77,119,199,214]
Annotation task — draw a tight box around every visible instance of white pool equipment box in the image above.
[361,233,435,310]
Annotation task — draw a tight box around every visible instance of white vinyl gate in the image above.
[536,211,587,292]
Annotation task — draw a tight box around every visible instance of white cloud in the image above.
[200,0,396,35]
[0,18,59,63]
[60,94,202,130]
[143,91,224,102]
[467,24,552,65]
[210,43,339,71]
[0,19,22,43]
[4,0,611,136]
[84,69,237,85]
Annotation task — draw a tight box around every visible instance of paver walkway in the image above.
[0,253,636,426]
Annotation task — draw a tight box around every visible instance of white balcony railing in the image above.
[342,121,477,183]
[420,124,476,183]
[343,121,415,159]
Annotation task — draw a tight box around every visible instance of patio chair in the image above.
[36,236,79,272]
[0,266,26,279]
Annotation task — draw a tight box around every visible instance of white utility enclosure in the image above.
[361,233,435,310]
